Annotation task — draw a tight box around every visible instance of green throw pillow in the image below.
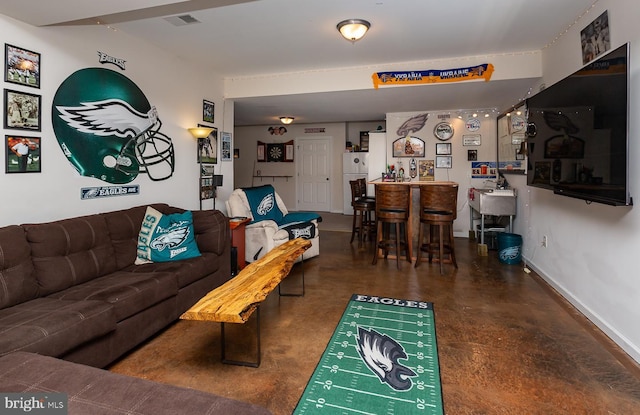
[135,206,201,264]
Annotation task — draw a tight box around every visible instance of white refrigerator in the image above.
[343,153,369,215]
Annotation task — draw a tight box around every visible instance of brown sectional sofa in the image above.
[0,203,230,368]
[0,351,271,415]
[0,204,272,414]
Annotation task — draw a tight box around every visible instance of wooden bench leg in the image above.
[278,254,305,297]
[221,307,261,367]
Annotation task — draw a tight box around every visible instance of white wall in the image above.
[0,15,230,227]
[522,0,640,363]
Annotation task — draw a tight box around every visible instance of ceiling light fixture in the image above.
[337,19,370,42]
[280,116,294,125]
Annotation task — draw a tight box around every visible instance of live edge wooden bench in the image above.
[180,238,311,367]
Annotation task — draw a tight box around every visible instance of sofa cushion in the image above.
[0,352,272,415]
[0,225,39,309]
[47,271,177,321]
[23,215,118,296]
[125,252,221,289]
[0,298,116,357]
[102,204,169,270]
[135,206,201,264]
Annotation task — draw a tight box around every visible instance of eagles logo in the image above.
[355,326,417,391]
[52,68,174,184]
[257,193,275,216]
[149,222,190,251]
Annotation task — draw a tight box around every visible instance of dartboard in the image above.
[267,143,284,162]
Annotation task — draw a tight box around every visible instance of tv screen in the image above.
[526,43,631,206]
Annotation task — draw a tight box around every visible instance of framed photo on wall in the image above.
[435,142,451,155]
[6,135,40,173]
[203,99,214,123]
[436,156,452,169]
[5,44,40,88]
[197,124,217,164]
[221,132,232,161]
[4,89,41,131]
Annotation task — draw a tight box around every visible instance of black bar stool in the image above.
[372,184,412,269]
[415,184,459,274]
[349,180,375,247]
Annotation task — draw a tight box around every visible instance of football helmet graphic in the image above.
[52,68,174,184]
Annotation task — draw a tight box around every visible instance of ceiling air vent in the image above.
[164,14,201,26]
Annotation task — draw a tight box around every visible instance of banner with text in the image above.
[372,63,494,89]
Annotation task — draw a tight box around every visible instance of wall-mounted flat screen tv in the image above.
[526,42,631,206]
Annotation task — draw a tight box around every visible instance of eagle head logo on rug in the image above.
[355,326,417,391]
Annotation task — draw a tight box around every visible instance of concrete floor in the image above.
[109,230,640,415]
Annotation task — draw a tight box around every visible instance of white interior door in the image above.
[296,137,332,212]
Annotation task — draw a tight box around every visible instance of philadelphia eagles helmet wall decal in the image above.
[52,68,174,184]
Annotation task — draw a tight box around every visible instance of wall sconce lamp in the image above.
[337,19,370,42]
[279,116,294,125]
[188,127,214,140]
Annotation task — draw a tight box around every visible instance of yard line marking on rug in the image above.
[293,294,443,415]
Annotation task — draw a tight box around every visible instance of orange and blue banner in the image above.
[372,63,494,89]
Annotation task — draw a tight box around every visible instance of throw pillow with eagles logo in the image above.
[135,206,201,264]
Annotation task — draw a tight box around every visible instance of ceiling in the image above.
[0,0,598,126]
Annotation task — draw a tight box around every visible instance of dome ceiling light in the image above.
[337,19,370,42]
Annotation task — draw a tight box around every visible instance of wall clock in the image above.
[434,122,454,141]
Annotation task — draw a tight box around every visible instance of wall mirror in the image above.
[496,101,527,174]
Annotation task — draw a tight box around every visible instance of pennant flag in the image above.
[372,63,494,89]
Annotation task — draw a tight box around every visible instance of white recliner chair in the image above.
[225,185,321,264]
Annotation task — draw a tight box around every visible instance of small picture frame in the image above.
[4,89,41,131]
[435,142,451,155]
[203,99,214,123]
[197,124,217,164]
[6,135,40,173]
[468,149,478,161]
[257,141,266,162]
[5,44,40,88]
[284,140,294,162]
[201,164,215,176]
[221,132,232,161]
[436,156,452,169]
[463,134,481,146]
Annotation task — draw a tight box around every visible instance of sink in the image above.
[469,188,516,216]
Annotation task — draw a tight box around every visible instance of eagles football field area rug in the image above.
[294,294,443,415]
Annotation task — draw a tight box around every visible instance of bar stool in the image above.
[356,178,375,203]
[372,184,412,269]
[415,183,459,274]
[349,180,375,247]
